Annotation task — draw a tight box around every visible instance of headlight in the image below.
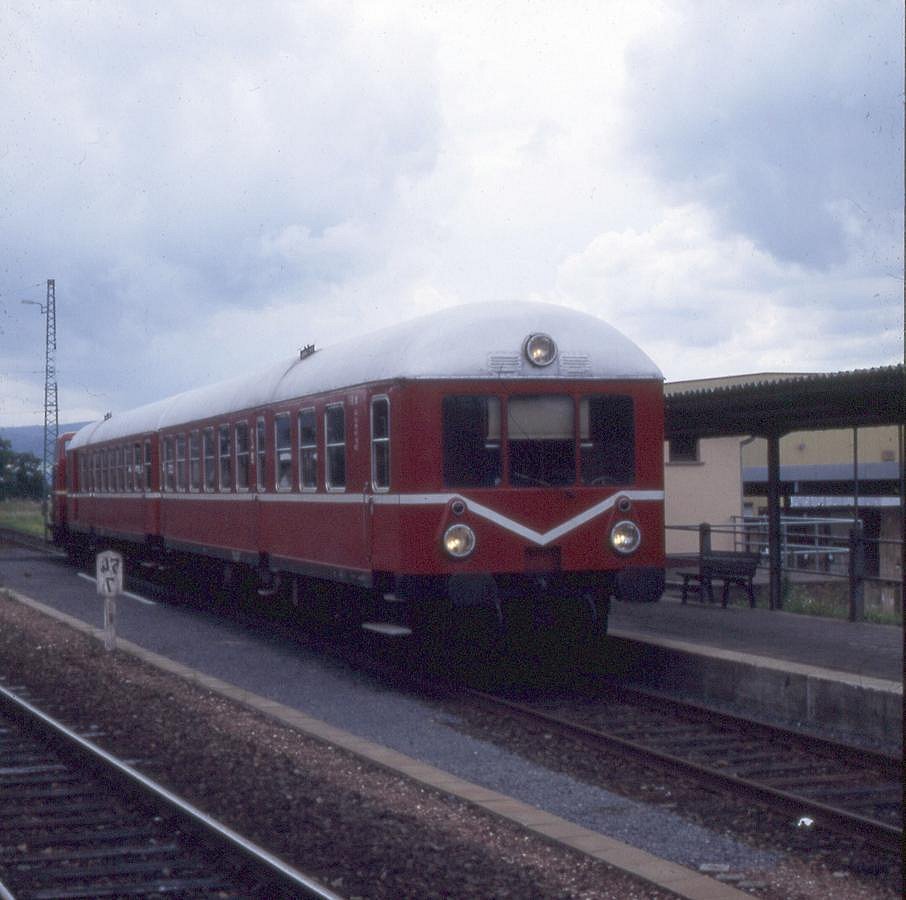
[610,520,641,555]
[523,332,558,367]
[443,523,476,558]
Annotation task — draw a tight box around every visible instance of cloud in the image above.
[553,203,902,379]
[623,0,904,270]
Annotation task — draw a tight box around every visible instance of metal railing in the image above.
[666,517,903,622]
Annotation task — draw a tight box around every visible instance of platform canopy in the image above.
[665,365,904,439]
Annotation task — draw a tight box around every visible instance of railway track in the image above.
[0,682,341,900]
[468,683,903,853]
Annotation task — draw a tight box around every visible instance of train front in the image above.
[381,304,665,640]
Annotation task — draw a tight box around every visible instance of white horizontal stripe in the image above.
[67,488,663,547]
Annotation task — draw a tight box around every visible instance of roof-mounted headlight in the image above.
[523,333,558,367]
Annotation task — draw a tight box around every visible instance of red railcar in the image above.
[56,303,665,639]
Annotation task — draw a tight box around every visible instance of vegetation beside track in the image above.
[0,499,45,539]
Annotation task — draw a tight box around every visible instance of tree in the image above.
[0,438,45,501]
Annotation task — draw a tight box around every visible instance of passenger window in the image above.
[189,431,201,491]
[125,445,134,492]
[324,404,346,490]
[203,428,216,492]
[133,442,142,491]
[235,422,250,490]
[144,439,152,491]
[164,438,176,492]
[371,397,390,490]
[508,395,574,487]
[256,417,267,491]
[580,395,634,485]
[442,396,501,488]
[299,408,317,489]
[218,424,232,491]
[176,434,187,492]
[275,413,292,490]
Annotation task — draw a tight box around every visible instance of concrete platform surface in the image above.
[610,592,902,683]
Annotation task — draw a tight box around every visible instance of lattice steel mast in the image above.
[42,278,58,536]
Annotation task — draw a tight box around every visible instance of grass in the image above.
[0,499,46,539]
[750,578,903,626]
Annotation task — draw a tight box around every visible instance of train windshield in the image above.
[507,395,574,486]
[443,393,635,488]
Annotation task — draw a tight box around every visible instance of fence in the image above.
[666,516,903,622]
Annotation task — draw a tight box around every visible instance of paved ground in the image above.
[610,590,902,684]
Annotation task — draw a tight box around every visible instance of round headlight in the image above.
[523,333,558,367]
[610,520,641,555]
[443,523,476,559]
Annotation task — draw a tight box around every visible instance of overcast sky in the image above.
[1,1,903,427]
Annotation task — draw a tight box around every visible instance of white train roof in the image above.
[69,302,662,449]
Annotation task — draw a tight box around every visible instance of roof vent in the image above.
[103,411,112,420]
[299,344,316,360]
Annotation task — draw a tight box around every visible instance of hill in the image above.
[0,423,91,460]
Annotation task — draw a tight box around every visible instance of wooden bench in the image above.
[677,551,761,608]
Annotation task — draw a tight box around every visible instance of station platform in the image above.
[608,589,902,750]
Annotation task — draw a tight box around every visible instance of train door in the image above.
[367,394,391,566]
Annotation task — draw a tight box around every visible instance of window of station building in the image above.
[256,417,267,492]
[164,437,176,492]
[298,408,317,489]
[274,413,292,490]
[235,422,250,491]
[508,395,574,487]
[442,396,501,488]
[371,397,390,491]
[324,404,346,490]
[580,395,635,485]
[189,431,201,492]
[218,424,232,491]
[176,434,188,492]
[668,434,699,464]
[144,440,152,491]
[202,428,216,492]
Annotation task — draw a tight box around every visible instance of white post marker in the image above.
[96,550,123,651]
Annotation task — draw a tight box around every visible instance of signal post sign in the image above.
[96,550,123,651]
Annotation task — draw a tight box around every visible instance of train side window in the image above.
[133,442,142,491]
[125,444,134,492]
[298,408,317,490]
[202,427,216,492]
[176,434,188,492]
[274,413,292,491]
[235,422,250,491]
[580,395,635,485]
[164,437,176,492]
[144,439,152,491]
[256,417,267,492]
[117,446,125,492]
[218,424,232,491]
[442,396,501,488]
[324,404,346,490]
[371,397,390,491]
[189,431,201,491]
